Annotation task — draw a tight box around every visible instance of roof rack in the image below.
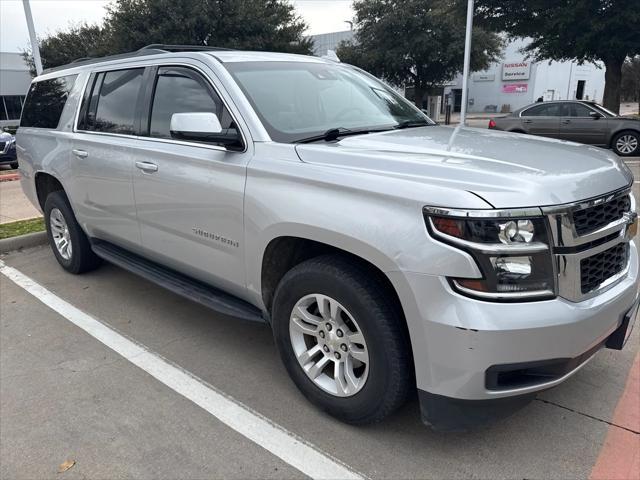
[43,44,233,74]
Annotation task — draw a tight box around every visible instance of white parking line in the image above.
[0,260,365,480]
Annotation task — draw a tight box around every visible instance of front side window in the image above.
[92,69,144,134]
[224,61,432,143]
[21,74,77,128]
[569,103,595,117]
[148,67,234,139]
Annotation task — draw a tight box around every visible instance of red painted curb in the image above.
[590,352,640,480]
[0,173,20,182]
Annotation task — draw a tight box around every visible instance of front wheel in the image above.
[272,255,412,424]
[612,131,639,156]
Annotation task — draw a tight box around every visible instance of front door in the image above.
[131,64,251,298]
[559,102,608,145]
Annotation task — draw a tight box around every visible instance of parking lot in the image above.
[0,159,638,479]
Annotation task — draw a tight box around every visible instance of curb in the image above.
[0,173,20,182]
[0,231,48,254]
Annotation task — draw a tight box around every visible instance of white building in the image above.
[444,38,606,113]
[0,52,32,128]
[309,30,355,58]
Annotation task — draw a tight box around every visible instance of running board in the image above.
[91,240,265,323]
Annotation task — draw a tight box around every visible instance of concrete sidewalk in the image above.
[0,178,41,224]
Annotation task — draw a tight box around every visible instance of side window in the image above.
[522,104,561,117]
[20,74,78,128]
[569,103,593,117]
[0,97,7,121]
[148,67,235,140]
[92,69,144,135]
[4,96,23,120]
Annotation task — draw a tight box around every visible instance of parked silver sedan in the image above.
[489,100,640,156]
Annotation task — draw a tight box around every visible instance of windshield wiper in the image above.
[295,127,382,144]
[394,120,431,129]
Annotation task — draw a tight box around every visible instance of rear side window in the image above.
[93,69,144,135]
[21,75,77,128]
[522,103,562,117]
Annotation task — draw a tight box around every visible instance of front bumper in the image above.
[388,242,638,426]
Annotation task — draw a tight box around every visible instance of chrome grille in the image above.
[573,195,631,236]
[543,188,636,302]
[580,243,629,294]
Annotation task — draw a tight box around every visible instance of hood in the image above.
[294,126,633,208]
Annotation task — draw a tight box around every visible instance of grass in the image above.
[0,217,45,240]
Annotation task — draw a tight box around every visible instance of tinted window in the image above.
[3,96,23,120]
[93,69,144,134]
[522,103,562,117]
[569,103,594,117]
[0,98,7,121]
[149,67,234,139]
[21,75,77,128]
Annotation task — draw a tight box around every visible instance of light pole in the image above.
[460,0,474,125]
[22,0,43,75]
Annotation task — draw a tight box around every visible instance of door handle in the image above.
[135,161,158,173]
[72,149,88,158]
[522,119,533,124]
[561,119,571,124]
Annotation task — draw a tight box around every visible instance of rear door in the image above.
[558,102,608,145]
[518,103,562,137]
[72,67,147,249]
[130,63,251,298]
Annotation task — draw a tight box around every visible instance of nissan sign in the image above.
[502,61,531,81]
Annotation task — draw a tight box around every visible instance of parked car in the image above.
[489,100,640,156]
[0,130,18,168]
[17,46,639,431]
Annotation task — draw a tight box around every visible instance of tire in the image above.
[272,255,412,424]
[612,130,639,156]
[10,162,18,169]
[44,191,101,274]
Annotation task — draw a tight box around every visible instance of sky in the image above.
[0,0,355,53]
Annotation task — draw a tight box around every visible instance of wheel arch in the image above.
[34,171,66,210]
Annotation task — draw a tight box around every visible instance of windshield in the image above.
[224,61,433,143]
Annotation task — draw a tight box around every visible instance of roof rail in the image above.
[140,44,234,52]
[42,44,231,74]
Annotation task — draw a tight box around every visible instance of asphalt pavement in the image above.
[0,159,638,480]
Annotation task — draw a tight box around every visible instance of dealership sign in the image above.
[502,61,531,80]
[502,83,528,93]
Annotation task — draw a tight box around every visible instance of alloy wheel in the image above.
[289,293,369,397]
[50,207,73,260]
[616,134,638,155]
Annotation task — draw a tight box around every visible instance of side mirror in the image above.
[589,111,602,119]
[170,112,243,149]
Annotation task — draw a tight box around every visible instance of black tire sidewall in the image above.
[44,191,86,273]
[272,260,406,423]
[613,131,639,156]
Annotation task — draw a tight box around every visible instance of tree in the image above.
[23,0,312,72]
[621,55,640,114]
[22,23,108,75]
[336,0,504,108]
[474,0,640,114]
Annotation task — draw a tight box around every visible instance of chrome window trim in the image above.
[72,62,249,154]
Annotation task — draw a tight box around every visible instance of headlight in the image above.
[424,207,555,301]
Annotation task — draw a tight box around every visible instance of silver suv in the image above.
[17,46,639,431]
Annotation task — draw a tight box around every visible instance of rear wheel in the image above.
[612,131,639,156]
[44,191,101,274]
[272,255,412,424]
[10,162,18,169]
